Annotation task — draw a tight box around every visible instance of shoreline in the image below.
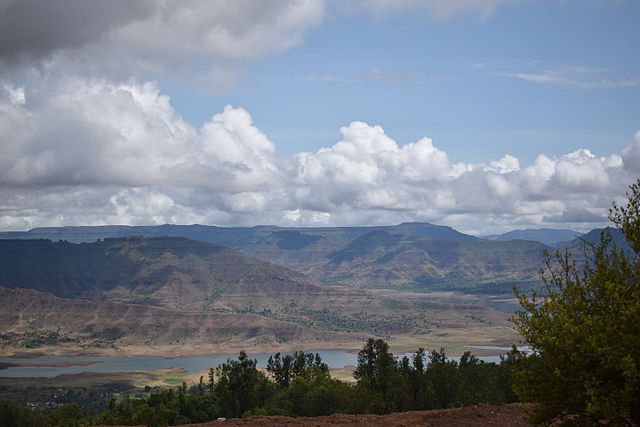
[0,341,518,361]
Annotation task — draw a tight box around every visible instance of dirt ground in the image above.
[173,404,534,427]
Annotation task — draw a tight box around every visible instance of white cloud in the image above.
[501,66,639,89]
[289,121,451,212]
[0,0,326,91]
[552,149,610,191]
[0,76,280,192]
[104,0,324,64]
[486,154,520,174]
[111,188,177,224]
[0,74,637,234]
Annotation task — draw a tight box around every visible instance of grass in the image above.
[388,327,520,355]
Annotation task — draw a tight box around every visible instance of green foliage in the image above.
[0,401,91,427]
[0,400,46,427]
[351,340,516,414]
[513,180,640,424]
[1,340,521,425]
[266,350,328,388]
[213,351,274,418]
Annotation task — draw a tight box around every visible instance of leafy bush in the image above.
[513,180,640,424]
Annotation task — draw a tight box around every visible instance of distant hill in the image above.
[0,287,364,349]
[484,228,582,247]
[0,237,510,353]
[312,231,547,289]
[0,237,325,306]
[0,222,477,246]
[0,223,546,289]
[562,227,631,254]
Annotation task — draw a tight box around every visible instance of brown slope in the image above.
[0,287,368,354]
[313,232,546,288]
[0,237,513,348]
[0,237,348,311]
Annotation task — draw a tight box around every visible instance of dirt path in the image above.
[175,404,533,426]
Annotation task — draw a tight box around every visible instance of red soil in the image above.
[179,403,533,427]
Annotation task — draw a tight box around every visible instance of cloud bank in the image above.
[0,0,635,235]
[0,0,325,93]
[0,75,637,234]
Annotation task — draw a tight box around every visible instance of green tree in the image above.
[267,351,328,388]
[0,400,45,427]
[494,347,520,404]
[353,338,396,384]
[353,338,398,413]
[513,180,640,424]
[425,348,460,409]
[214,351,274,418]
[408,348,430,409]
[267,352,294,388]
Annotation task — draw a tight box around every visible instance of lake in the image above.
[0,350,357,378]
[0,348,511,378]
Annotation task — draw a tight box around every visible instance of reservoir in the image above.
[0,349,508,378]
[0,350,357,378]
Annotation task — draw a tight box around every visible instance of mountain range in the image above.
[0,222,551,289]
[483,228,583,247]
[0,222,624,355]
[0,236,511,354]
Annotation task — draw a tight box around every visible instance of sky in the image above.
[0,0,639,235]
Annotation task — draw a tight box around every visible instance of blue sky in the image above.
[168,0,640,163]
[0,0,639,233]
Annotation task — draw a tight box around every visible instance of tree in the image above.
[267,351,329,388]
[353,338,398,413]
[513,180,640,424]
[214,351,274,418]
[425,348,460,409]
[0,400,45,427]
[354,338,396,384]
[267,352,294,388]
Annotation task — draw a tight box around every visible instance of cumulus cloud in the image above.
[0,74,638,234]
[0,0,325,88]
[290,121,451,212]
[0,76,279,191]
[0,0,151,62]
[1,1,635,235]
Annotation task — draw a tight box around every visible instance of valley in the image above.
[0,231,524,358]
[0,222,601,360]
[0,223,592,423]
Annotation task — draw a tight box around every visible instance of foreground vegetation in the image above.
[512,180,640,425]
[0,342,519,426]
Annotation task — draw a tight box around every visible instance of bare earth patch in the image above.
[159,404,533,427]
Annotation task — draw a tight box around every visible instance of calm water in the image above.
[0,348,515,378]
[0,350,358,378]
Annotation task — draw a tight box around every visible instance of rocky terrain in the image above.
[0,237,512,356]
